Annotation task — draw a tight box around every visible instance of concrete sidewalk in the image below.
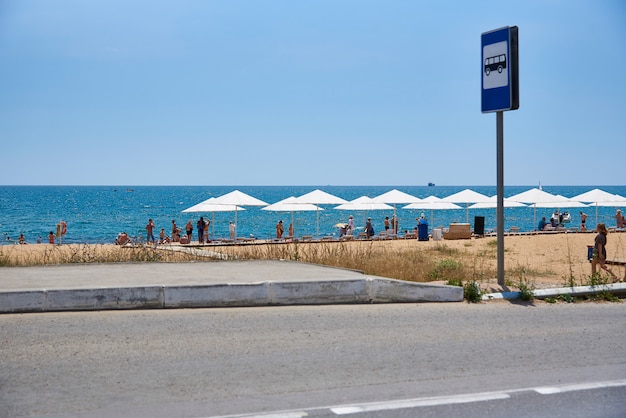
[0,260,463,313]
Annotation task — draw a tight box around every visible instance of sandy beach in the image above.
[2,231,625,292]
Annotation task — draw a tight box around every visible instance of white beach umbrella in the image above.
[591,195,626,206]
[262,197,322,237]
[335,196,394,211]
[371,189,422,204]
[335,196,394,229]
[507,188,562,204]
[571,188,621,203]
[211,189,269,206]
[182,197,245,239]
[294,189,348,205]
[533,195,586,209]
[570,188,626,225]
[507,188,564,229]
[294,189,348,236]
[211,190,268,237]
[403,196,462,227]
[371,189,422,229]
[532,195,587,227]
[441,189,492,222]
[182,198,243,213]
[468,195,527,209]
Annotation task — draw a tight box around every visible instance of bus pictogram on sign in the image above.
[484,54,506,76]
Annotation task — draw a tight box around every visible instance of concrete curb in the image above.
[0,278,464,313]
[482,282,626,301]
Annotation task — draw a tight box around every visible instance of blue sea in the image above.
[1,186,625,244]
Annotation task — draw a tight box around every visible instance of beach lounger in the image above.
[373,231,394,240]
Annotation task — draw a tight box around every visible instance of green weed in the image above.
[464,280,482,303]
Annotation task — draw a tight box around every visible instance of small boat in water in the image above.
[551,211,571,224]
[428,182,435,187]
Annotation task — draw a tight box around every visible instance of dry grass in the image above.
[2,232,625,292]
[216,240,494,284]
[0,244,202,266]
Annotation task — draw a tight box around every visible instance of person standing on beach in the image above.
[384,217,390,230]
[204,219,210,243]
[616,209,625,228]
[185,220,193,242]
[391,215,399,234]
[580,211,588,232]
[288,223,294,238]
[197,217,205,244]
[276,220,284,238]
[146,219,155,243]
[347,215,355,235]
[229,221,236,240]
[591,223,618,281]
[48,231,55,244]
[365,218,374,239]
[171,220,179,242]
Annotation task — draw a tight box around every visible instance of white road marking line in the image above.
[207,412,308,418]
[330,392,511,415]
[534,379,626,395]
[206,379,626,418]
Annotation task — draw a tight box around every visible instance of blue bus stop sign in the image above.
[481,26,519,113]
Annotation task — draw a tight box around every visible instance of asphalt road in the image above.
[1,302,625,417]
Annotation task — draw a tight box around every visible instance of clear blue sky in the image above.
[1,0,625,186]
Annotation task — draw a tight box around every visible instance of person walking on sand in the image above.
[276,220,284,239]
[591,223,618,282]
[146,218,155,244]
[347,215,355,235]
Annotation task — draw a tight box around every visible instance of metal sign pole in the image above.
[497,111,505,286]
[482,26,517,287]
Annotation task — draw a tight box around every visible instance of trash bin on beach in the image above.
[474,216,485,236]
[587,245,594,261]
[418,223,429,241]
[432,228,443,241]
